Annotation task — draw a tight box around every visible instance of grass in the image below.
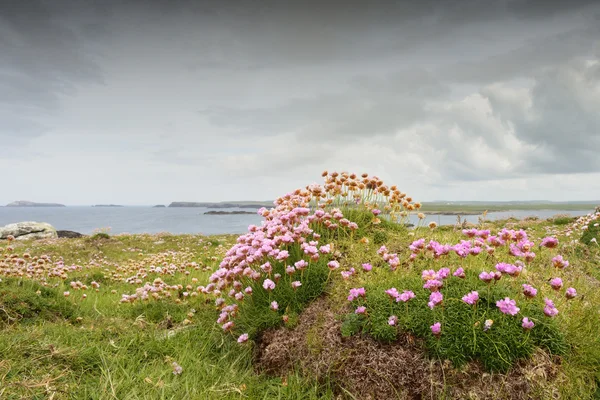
[1,208,600,398]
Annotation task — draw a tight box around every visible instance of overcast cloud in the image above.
[1,0,599,205]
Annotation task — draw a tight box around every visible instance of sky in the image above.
[1,0,599,205]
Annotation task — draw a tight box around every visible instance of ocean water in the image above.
[0,207,592,236]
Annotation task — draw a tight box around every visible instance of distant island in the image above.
[153,205,166,208]
[6,200,65,207]
[169,201,273,209]
[204,210,256,215]
[92,204,124,207]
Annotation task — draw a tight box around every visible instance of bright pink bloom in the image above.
[540,237,559,248]
[543,298,559,317]
[388,315,398,326]
[552,255,569,269]
[327,260,340,270]
[462,291,479,305]
[453,267,465,278]
[565,287,577,299]
[270,301,279,311]
[397,290,415,302]
[372,209,381,216]
[423,279,443,291]
[362,263,372,271]
[430,322,441,336]
[496,297,520,315]
[550,277,563,290]
[263,279,276,291]
[522,317,535,330]
[355,306,367,314]
[385,288,400,300]
[238,333,249,343]
[291,281,302,290]
[479,271,494,283]
[428,291,443,309]
[522,284,537,298]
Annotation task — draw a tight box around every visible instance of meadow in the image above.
[1,172,599,399]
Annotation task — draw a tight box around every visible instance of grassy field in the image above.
[1,181,600,398]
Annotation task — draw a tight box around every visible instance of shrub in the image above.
[581,219,600,246]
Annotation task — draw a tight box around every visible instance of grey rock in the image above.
[0,222,58,240]
[57,230,85,238]
[6,200,65,207]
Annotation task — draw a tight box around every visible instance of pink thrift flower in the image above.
[522,284,537,298]
[362,263,372,272]
[372,209,382,216]
[377,245,388,255]
[423,279,443,291]
[355,306,367,314]
[294,260,308,270]
[388,315,398,326]
[398,290,415,302]
[327,260,340,270]
[453,267,466,278]
[552,255,569,269]
[237,333,249,343]
[291,281,302,290]
[285,265,296,275]
[550,277,563,290]
[428,291,443,309]
[522,317,535,330]
[172,362,183,375]
[496,297,520,315]
[422,269,437,281]
[462,291,479,305]
[263,279,276,291]
[319,244,331,254]
[479,271,494,283]
[63,291,70,297]
[270,301,279,311]
[540,237,559,248]
[543,298,559,317]
[430,322,441,336]
[437,268,451,279]
[385,288,400,300]
[565,287,577,299]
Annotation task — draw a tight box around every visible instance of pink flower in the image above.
[63,291,70,297]
[327,260,340,270]
[377,245,388,255]
[540,237,559,248]
[437,268,451,279]
[319,244,331,254]
[552,255,569,269]
[397,290,415,302]
[355,306,367,314]
[348,287,366,301]
[550,277,563,290]
[543,298,559,317]
[263,279,276,291]
[495,263,522,277]
[496,297,520,315]
[565,287,577,299]
[422,269,437,281]
[479,271,494,283]
[388,315,398,326]
[172,362,183,375]
[385,288,400,300]
[237,333,249,343]
[291,281,302,290]
[453,267,465,278]
[285,265,296,275]
[276,250,289,261]
[522,317,535,330]
[462,291,479,305]
[362,263,372,272]
[428,291,443,309]
[294,260,308,270]
[522,284,537,298]
[270,301,279,311]
[423,279,443,291]
[430,322,441,336]
[372,209,382,216]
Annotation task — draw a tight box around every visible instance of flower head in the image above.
[522,284,538,298]
[479,271,494,283]
[543,298,559,317]
[522,317,535,330]
[565,287,577,299]
[172,362,183,375]
[263,279,276,291]
[462,291,479,306]
[398,290,416,303]
[270,301,279,311]
[428,291,443,309]
[496,297,520,315]
[362,263,372,272]
[327,260,340,270]
[550,277,563,290]
[237,333,249,343]
[388,315,398,326]
[430,322,441,336]
[453,267,465,278]
[355,306,367,314]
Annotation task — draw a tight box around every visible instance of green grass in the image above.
[1,211,600,399]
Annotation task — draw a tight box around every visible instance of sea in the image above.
[0,207,592,236]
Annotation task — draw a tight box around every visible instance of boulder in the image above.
[57,230,85,238]
[0,222,58,240]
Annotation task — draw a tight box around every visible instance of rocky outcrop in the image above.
[92,204,123,207]
[153,205,166,208]
[57,230,85,238]
[6,201,65,207]
[0,222,58,240]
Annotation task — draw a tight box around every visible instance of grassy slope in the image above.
[1,217,599,399]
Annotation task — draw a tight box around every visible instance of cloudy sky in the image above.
[1,0,599,205]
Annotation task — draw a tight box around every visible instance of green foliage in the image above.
[236,242,330,337]
[90,232,111,240]
[0,278,76,325]
[552,217,574,225]
[345,272,567,372]
[581,219,600,245]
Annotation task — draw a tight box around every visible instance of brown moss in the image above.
[254,298,563,399]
